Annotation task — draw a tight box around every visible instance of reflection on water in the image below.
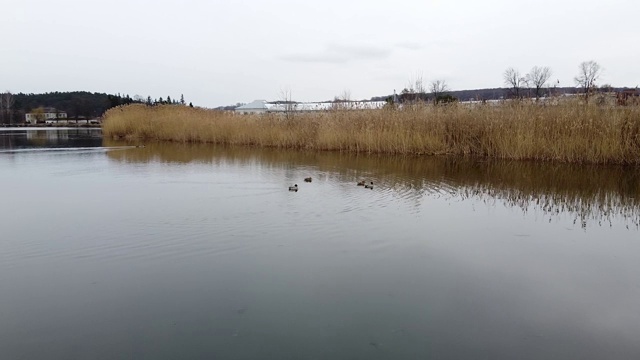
[0,127,102,150]
[2,130,640,359]
[106,140,640,228]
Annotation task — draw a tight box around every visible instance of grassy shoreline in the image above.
[102,101,640,165]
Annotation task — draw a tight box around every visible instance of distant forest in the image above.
[216,87,594,111]
[0,91,187,124]
[369,87,585,103]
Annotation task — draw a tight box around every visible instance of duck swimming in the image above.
[364,182,374,189]
[304,177,312,182]
[357,180,366,186]
[289,184,299,191]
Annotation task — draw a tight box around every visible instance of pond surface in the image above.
[1,128,640,360]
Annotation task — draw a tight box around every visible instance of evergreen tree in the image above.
[180,94,185,105]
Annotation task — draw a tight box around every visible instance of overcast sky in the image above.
[2,0,639,107]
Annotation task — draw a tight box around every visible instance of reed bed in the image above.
[102,100,640,165]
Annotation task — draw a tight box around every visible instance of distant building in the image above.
[234,100,387,114]
[25,107,67,124]
[235,100,269,114]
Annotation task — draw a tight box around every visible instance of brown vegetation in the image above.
[102,100,640,165]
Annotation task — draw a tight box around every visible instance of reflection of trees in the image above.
[1,128,103,149]
[104,140,640,228]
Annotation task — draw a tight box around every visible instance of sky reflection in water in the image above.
[1,129,639,360]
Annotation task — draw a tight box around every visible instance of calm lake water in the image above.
[1,128,640,359]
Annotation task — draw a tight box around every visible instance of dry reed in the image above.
[102,100,640,165]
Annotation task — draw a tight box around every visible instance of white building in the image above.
[234,100,269,114]
[25,107,68,124]
[234,100,387,114]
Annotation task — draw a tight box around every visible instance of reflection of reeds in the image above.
[102,101,640,165]
[105,141,640,228]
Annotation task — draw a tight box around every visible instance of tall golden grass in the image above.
[102,100,640,165]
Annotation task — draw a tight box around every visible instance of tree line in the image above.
[503,61,615,101]
[387,77,456,104]
[370,60,629,104]
[0,91,191,124]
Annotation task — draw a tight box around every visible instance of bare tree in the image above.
[503,67,525,99]
[574,61,602,101]
[526,66,552,100]
[278,87,295,119]
[413,75,426,96]
[404,73,425,94]
[31,107,45,124]
[333,89,352,110]
[339,89,351,102]
[1,91,15,124]
[600,84,613,93]
[429,79,449,104]
[402,74,426,103]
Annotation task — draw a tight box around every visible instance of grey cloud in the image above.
[281,43,392,64]
[395,42,424,50]
[280,53,348,64]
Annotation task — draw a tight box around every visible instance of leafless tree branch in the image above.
[526,66,552,100]
[504,68,524,98]
[429,80,449,104]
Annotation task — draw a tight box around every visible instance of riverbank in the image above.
[0,123,101,128]
[102,102,640,165]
